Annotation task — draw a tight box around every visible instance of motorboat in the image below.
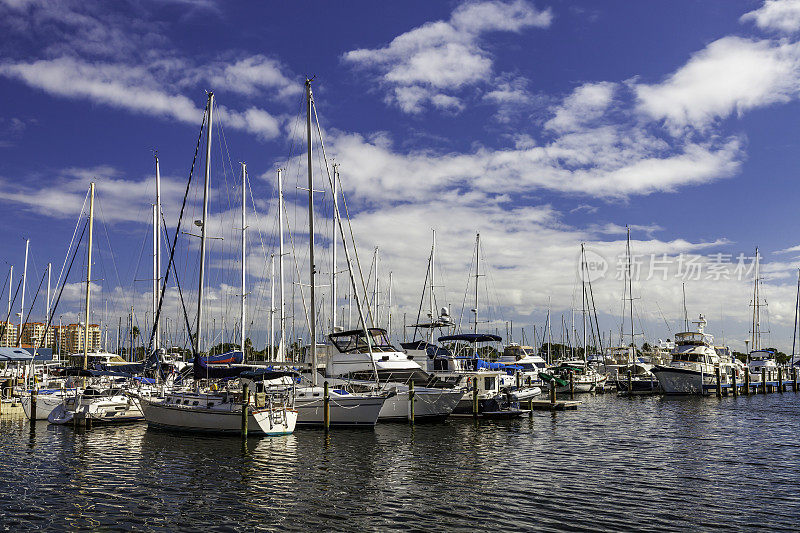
[651,315,736,395]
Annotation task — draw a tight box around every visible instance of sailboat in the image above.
[136,93,297,435]
[614,228,659,394]
[291,78,388,427]
[746,248,779,385]
[48,183,144,425]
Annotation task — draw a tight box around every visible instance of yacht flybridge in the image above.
[651,315,737,395]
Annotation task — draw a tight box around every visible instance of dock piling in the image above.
[762,368,767,394]
[549,380,556,406]
[744,367,750,395]
[778,367,783,392]
[241,383,249,438]
[408,380,415,425]
[793,367,798,393]
[31,388,37,421]
[732,371,738,397]
[569,371,575,399]
[472,378,479,418]
[324,381,330,432]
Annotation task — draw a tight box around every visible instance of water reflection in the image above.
[1,394,799,531]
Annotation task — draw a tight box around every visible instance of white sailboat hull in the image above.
[48,394,144,425]
[295,389,385,427]
[139,397,296,435]
[21,391,73,421]
[378,387,462,422]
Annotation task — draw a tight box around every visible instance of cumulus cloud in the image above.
[343,0,551,113]
[635,37,800,130]
[741,0,800,33]
[545,82,616,132]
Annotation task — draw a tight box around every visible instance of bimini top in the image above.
[438,333,502,343]
[239,369,299,382]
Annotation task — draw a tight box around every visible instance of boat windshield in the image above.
[330,329,397,353]
[675,332,709,346]
[672,352,705,363]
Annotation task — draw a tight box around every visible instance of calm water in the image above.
[2,393,800,532]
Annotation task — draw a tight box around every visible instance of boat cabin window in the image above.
[330,328,398,354]
[674,353,705,363]
[484,377,495,391]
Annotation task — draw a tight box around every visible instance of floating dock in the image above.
[528,399,581,411]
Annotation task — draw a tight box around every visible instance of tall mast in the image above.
[194,92,213,356]
[83,183,95,368]
[682,283,688,331]
[627,225,634,362]
[306,79,318,386]
[270,254,275,357]
[18,239,29,347]
[7,265,11,319]
[431,229,436,320]
[278,169,285,362]
[581,244,587,356]
[46,262,51,339]
[474,233,480,334]
[793,268,800,363]
[331,163,339,332]
[751,247,760,352]
[240,162,247,358]
[388,271,393,336]
[154,155,162,349]
[372,247,379,323]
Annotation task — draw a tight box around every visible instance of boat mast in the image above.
[154,155,162,349]
[18,239,29,347]
[7,265,11,320]
[46,262,51,342]
[331,163,339,332]
[793,268,800,364]
[372,247,379,324]
[388,271,392,336]
[83,183,95,368]
[278,168,285,362]
[194,92,213,356]
[581,244,587,358]
[240,162,247,359]
[474,233,480,334]
[626,225,634,363]
[306,79,318,386]
[431,229,436,321]
[751,247,760,353]
[270,253,275,357]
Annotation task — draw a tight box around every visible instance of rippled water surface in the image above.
[2,393,800,531]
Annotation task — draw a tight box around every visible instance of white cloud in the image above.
[635,36,800,130]
[343,0,551,114]
[741,0,800,33]
[0,57,285,140]
[545,82,616,132]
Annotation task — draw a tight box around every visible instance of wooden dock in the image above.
[528,399,581,411]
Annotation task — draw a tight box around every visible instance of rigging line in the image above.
[0,279,23,343]
[95,198,130,314]
[148,106,207,354]
[310,100,375,329]
[411,252,432,342]
[282,198,312,337]
[16,268,48,346]
[0,269,9,315]
[40,219,89,347]
[53,189,90,302]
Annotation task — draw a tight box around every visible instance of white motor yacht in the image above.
[651,315,736,395]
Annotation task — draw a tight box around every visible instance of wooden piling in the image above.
[241,383,249,438]
[323,381,330,431]
[731,370,738,397]
[569,371,575,399]
[793,367,798,393]
[715,367,722,398]
[778,367,783,392]
[408,380,415,425]
[31,388,37,421]
[472,378,479,418]
[762,368,767,394]
[744,367,750,395]
[516,371,520,389]
[627,371,632,396]
[549,379,556,406]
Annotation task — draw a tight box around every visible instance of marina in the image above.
[2,392,800,531]
[4,0,800,531]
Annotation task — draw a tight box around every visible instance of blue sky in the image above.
[1,0,800,354]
